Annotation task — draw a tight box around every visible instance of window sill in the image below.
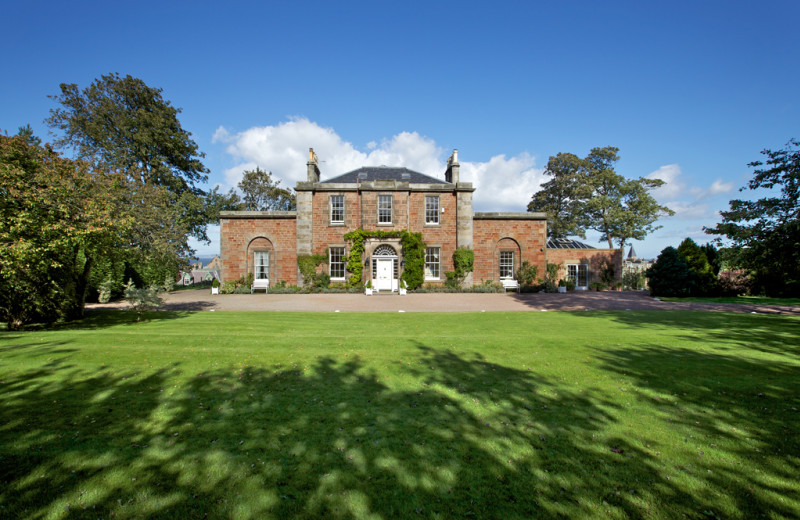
[329,222,345,226]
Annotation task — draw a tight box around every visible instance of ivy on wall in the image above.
[342,229,426,289]
[297,251,328,287]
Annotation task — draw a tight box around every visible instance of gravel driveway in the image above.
[87,290,800,315]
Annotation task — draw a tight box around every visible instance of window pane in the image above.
[500,251,514,279]
[329,247,345,279]
[378,195,392,223]
[425,196,439,224]
[425,247,440,279]
[254,251,269,280]
[330,195,344,223]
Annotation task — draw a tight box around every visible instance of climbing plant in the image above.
[297,251,328,287]
[342,229,426,289]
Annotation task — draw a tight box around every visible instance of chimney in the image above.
[307,148,321,182]
[445,149,460,184]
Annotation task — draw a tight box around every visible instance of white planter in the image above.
[365,288,373,295]
[558,286,567,293]
[211,286,219,295]
[399,288,407,295]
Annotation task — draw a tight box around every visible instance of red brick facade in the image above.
[546,248,622,286]
[220,215,298,285]
[219,151,621,289]
[472,216,547,283]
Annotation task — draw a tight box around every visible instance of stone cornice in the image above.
[473,212,547,220]
[220,211,297,219]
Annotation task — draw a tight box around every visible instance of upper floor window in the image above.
[500,251,514,279]
[425,196,440,225]
[378,195,392,224]
[330,195,344,224]
[329,247,345,280]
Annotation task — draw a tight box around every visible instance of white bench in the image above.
[251,278,269,293]
[502,279,520,293]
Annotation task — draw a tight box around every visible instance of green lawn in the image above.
[1,310,798,519]
[659,295,800,306]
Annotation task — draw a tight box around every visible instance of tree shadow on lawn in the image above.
[2,343,796,518]
[584,310,800,357]
[594,343,800,519]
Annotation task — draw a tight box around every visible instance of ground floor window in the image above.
[425,247,440,280]
[254,251,269,280]
[329,247,345,280]
[500,251,515,279]
[567,264,589,288]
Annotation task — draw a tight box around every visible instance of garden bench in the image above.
[502,279,520,293]
[251,278,269,294]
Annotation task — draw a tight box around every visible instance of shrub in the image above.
[123,278,163,321]
[516,261,539,287]
[623,270,646,290]
[221,281,237,294]
[542,280,559,293]
[647,246,694,297]
[212,278,220,288]
[589,281,607,291]
[717,269,753,296]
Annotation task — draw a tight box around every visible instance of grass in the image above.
[1,310,798,519]
[658,295,800,306]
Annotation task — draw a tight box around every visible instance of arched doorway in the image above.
[372,244,399,292]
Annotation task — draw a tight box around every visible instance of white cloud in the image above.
[646,164,735,221]
[461,153,545,212]
[215,118,543,211]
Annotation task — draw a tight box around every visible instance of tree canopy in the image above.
[527,152,588,238]
[529,146,673,251]
[0,134,130,329]
[705,139,800,296]
[238,167,296,211]
[46,73,208,195]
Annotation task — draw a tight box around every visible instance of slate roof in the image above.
[547,238,597,249]
[320,166,450,185]
[627,245,638,259]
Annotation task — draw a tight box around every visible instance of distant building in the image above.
[623,245,652,287]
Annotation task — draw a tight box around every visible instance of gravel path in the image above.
[87,290,800,315]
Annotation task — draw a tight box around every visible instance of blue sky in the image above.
[3,0,798,258]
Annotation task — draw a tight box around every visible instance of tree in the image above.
[46,73,208,195]
[676,237,717,295]
[0,135,129,329]
[16,124,41,146]
[529,146,673,252]
[582,146,674,253]
[238,167,296,211]
[528,152,589,238]
[646,246,694,297]
[705,139,800,296]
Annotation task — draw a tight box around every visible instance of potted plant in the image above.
[557,279,567,293]
[211,278,220,295]
[399,279,408,295]
[589,281,607,292]
[365,279,373,296]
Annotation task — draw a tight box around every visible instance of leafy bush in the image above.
[212,278,220,288]
[220,281,238,294]
[677,238,718,295]
[515,261,539,287]
[647,246,694,297]
[542,280,559,293]
[622,270,646,290]
[589,282,607,291]
[717,269,753,296]
[600,260,616,286]
[123,279,163,321]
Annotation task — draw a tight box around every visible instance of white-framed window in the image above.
[567,263,589,288]
[330,195,344,224]
[499,251,514,279]
[254,251,269,280]
[378,194,392,224]
[425,247,440,280]
[425,196,440,225]
[329,247,345,280]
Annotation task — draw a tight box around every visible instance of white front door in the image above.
[375,259,394,291]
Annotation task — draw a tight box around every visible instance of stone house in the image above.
[220,149,620,291]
